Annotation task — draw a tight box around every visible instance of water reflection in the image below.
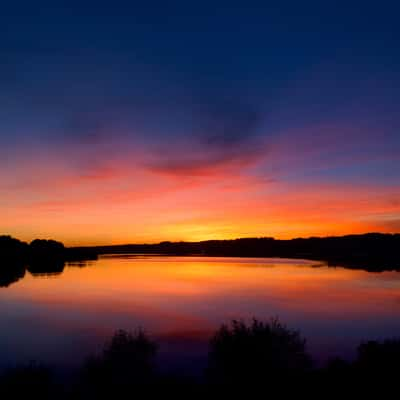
[0,256,399,372]
[27,261,65,277]
[0,259,96,286]
[0,264,25,288]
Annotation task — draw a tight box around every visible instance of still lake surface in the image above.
[1,255,400,374]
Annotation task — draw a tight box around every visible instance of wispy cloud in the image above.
[146,98,266,177]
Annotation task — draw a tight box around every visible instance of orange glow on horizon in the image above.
[1,142,399,246]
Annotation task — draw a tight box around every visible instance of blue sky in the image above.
[1,1,399,244]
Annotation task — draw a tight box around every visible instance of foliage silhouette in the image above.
[0,362,56,399]
[1,233,399,287]
[356,339,400,380]
[207,318,312,385]
[0,235,29,262]
[0,264,25,287]
[29,239,66,272]
[27,260,65,276]
[0,236,28,287]
[0,321,399,395]
[79,329,158,395]
[88,233,400,271]
[0,235,98,286]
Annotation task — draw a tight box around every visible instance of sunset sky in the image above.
[1,1,399,245]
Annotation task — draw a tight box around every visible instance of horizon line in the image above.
[67,231,400,248]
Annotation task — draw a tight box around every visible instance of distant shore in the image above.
[1,233,399,288]
[71,233,400,272]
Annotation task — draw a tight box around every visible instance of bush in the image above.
[0,362,55,399]
[208,318,312,385]
[81,329,158,394]
[357,339,400,379]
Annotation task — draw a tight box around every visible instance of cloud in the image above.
[198,98,262,149]
[145,97,267,177]
[147,146,265,178]
[369,217,400,232]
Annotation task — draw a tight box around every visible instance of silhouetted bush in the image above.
[0,322,400,395]
[312,357,354,394]
[325,357,352,376]
[0,362,56,399]
[356,339,400,379]
[80,329,158,395]
[207,318,312,385]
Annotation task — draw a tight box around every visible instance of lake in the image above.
[1,255,400,375]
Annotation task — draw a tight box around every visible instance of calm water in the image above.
[1,255,400,373]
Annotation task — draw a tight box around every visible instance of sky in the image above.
[1,0,399,245]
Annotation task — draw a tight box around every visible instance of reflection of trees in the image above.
[0,263,26,287]
[29,239,65,263]
[94,233,400,272]
[0,236,29,287]
[66,260,93,268]
[0,236,98,287]
[27,260,65,277]
[27,239,65,277]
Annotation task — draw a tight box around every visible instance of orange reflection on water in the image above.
[1,255,400,367]
[3,256,400,324]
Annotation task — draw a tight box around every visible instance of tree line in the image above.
[85,233,400,271]
[0,236,97,287]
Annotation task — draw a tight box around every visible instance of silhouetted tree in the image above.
[90,233,400,271]
[0,235,29,261]
[0,236,98,285]
[28,239,66,275]
[29,239,65,260]
[80,329,158,395]
[0,236,28,287]
[207,318,312,386]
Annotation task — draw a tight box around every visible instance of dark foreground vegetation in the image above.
[0,236,97,287]
[0,318,398,398]
[86,233,400,271]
